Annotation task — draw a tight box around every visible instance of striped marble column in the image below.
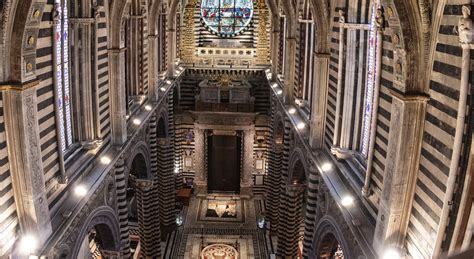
[277,184,305,258]
[157,138,176,228]
[168,89,182,191]
[114,158,131,257]
[266,143,283,233]
[275,118,291,234]
[302,169,320,257]
[136,179,161,258]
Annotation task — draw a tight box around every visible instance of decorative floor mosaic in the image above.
[198,196,245,223]
[163,196,271,258]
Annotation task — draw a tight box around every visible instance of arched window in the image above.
[53,0,73,152]
[295,1,314,112]
[360,3,379,157]
[201,0,254,37]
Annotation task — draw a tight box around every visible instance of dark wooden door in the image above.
[207,135,241,193]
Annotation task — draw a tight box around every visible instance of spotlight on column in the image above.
[74,185,88,197]
[382,248,401,259]
[321,163,332,171]
[133,119,141,125]
[341,195,354,207]
[160,87,167,92]
[19,234,37,255]
[144,105,152,111]
[100,156,111,165]
[276,89,283,95]
[297,122,306,130]
[288,107,296,114]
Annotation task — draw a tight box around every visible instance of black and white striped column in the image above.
[266,142,283,233]
[302,169,320,257]
[275,118,291,234]
[157,138,176,228]
[277,184,305,258]
[114,158,131,257]
[136,179,160,258]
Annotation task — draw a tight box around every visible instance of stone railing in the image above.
[192,47,259,68]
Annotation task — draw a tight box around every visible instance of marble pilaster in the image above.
[108,48,127,145]
[309,53,330,149]
[373,91,427,254]
[283,37,296,104]
[3,82,52,255]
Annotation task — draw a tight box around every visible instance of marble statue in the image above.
[458,5,473,44]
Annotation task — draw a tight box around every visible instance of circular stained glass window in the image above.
[201,0,254,37]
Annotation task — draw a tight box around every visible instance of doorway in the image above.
[207,134,241,193]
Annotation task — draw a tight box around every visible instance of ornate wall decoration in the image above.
[181,0,196,63]
[256,0,270,65]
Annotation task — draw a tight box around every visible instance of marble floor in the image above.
[162,195,273,259]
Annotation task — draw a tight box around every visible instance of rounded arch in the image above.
[312,215,354,259]
[71,206,121,259]
[108,0,130,49]
[288,148,309,184]
[156,110,169,139]
[384,0,427,92]
[309,0,330,53]
[273,111,287,145]
[126,141,152,181]
[148,0,163,34]
[6,0,40,82]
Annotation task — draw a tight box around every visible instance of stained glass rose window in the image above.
[201,0,254,37]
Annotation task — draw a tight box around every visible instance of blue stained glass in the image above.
[201,0,253,36]
[54,0,73,152]
[361,4,379,157]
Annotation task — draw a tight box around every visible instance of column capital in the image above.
[135,179,153,190]
[314,52,330,59]
[108,47,127,54]
[70,17,95,24]
[0,80,39,92]
[389,89,429,103]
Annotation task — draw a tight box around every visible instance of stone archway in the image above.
[72,207,121,258]
[276,149,309,257]
[312,216,355,259]
[316,233,344,259]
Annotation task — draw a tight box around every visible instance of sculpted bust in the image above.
[338,10,345,23]
[459,5,473,44]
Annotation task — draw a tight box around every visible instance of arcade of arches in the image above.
[1,0,474,258]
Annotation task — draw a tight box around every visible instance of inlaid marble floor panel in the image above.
[163,195,270,258]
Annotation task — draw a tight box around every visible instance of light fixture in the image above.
[271,83,278,88]
[74,185,88,197]
[166,80,172,85]
[321,163,332,171]
[341,195,354,207]
[133,119,141,125]
[160,87,167,92]
[19,235,37,255]
[297,122,306,129]
[144,105,152,111]
[265,69,270,73]
[276,89,283,95]
[125,115,130,120]
[100,156,111,165]
[288,107,296,114]
[174,167,180,174]
[382,248,401,259]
